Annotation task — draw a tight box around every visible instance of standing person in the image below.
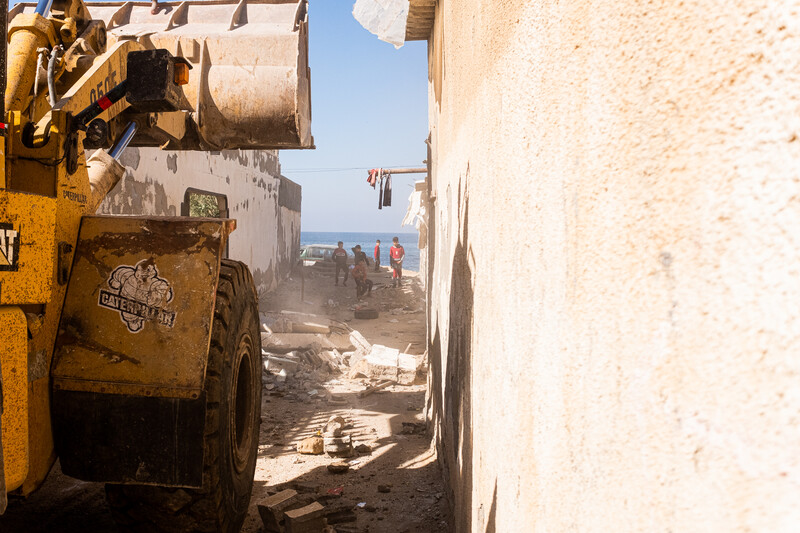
[389,236,405,288]
[373,239,381,272]
[351,244,370,266]
[352,258,373,299]
[333,241,348,286]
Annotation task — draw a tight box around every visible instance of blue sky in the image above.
[12,0,429,232]
[279,2,428,232]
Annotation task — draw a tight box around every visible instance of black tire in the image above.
[105,259,262,533]
[354,308,379,319]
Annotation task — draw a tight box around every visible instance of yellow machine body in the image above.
[0,0,312,508]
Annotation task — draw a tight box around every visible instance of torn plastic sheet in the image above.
[352,0,409,49]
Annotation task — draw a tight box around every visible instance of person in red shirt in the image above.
[389,236,405,287]
[352,258,373,299]
[332,241,348,286]
[373,239,381,272]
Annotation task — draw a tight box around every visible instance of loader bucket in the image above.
[9,0,312,150]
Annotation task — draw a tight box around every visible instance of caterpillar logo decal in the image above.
[0,223,20,271]
[98,259,177,333]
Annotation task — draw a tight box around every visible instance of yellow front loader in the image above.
[0,0,311,530]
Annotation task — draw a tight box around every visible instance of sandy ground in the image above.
[0,265,447,532]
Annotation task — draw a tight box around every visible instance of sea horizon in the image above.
[301,230,421,272]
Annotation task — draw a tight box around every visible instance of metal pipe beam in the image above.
[378,167,427,174]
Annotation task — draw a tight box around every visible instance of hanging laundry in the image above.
[382,172,392,207]
[378,169,384,210]
[367,168,378,188]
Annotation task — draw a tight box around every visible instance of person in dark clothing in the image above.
[352,259,373,299]
[351,245,370,267]
[333,241,348,286]
[374,239,381,272]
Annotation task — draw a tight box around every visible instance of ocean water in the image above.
[301,231,421,272]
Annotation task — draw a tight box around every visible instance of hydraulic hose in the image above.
[47,45,63,107]
[108,121,138,160]
[34,0,54,16]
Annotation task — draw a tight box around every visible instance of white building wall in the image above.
[425,1,800,531]
[97,148,301,302]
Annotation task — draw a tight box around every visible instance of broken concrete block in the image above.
[326,462,350,474]
[354,443,372,454]
[323,503,358,524]
[297,436,324,455]
[265,355,302,374]
[257,489,301,532]
[261,333,355,354]
[324,435,353,456]
[323,415,346,437]
[290,322,331,334]
[285,502,326,533]
[348,345,419,385]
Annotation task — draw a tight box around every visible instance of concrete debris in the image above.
[285,502,326,533]
[323,415,346,436]
[297,436,324,455]
[348,345,419,385]
[262,332,355,354]
[264,355,302,374]
[358,380,393,398]
[401,422,426,435]
[327,462,350,474]
[257,489,302,532]
[323,503,357,524]
[324,435,354,457]
[354,443,372,454]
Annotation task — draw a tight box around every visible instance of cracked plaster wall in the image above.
[97,148,300,302]
[425,1,800,532]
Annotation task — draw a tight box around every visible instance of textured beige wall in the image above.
[96,149,301,300]
[426,1,800,531]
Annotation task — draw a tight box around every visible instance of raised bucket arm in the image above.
[10,0,313,150]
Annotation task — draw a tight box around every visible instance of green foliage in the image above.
[189,193,220,218]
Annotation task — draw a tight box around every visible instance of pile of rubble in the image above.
[260,311,424,399]
[256,311,428,532]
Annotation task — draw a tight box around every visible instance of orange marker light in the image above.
[174,63,190,85]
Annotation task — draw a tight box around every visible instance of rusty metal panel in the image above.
[0,190,57,305]
[52,215,232,399]
[11,0,313,150]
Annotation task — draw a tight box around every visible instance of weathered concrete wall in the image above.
[97,149,301,301]
[425,1,800,531]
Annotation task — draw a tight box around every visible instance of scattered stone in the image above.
[297,436,324,455]
[354,443,372,454]
[327,395,347,406]
[284,501,325,533]
[323,503,357,524]
[257,489,301,532]
[324,435,354,456]
[401,422,426,435]
[323,415,346,436]
[327,462,350,474]
[364,504,377,512]
[348,344,419,385]
[377,484,391,493]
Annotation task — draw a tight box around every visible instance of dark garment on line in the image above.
[382,174,392,206]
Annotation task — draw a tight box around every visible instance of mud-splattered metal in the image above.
[52,215,234,399]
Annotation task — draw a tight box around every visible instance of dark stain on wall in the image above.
[166,154,178,174]
[278,175,302,212]
[118,147,141,171]
[429,185,473,532]
[102,173,176,216]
